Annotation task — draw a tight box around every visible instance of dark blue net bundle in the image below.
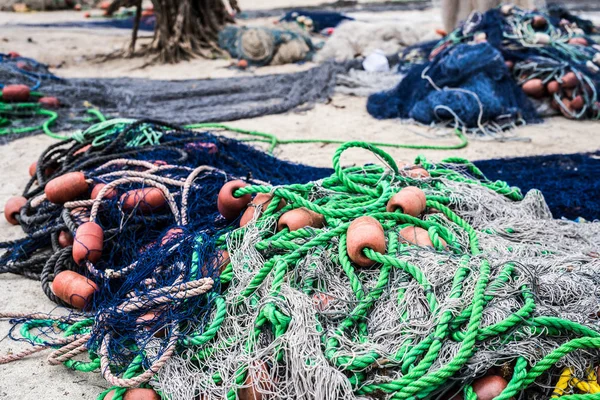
[474,150,600,221]
[367,5,600,132]
[279,10,353,33]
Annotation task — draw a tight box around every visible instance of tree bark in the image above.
[120,0,237,63]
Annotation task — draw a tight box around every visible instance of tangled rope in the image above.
[1,124,600,400]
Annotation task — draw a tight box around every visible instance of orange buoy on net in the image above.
[58,230,74,247]
[38,96,60,108]
[136,311,166,338]
[73,221,103,264]
[277,207,324,231]
[7,51,20,58]
[406,167,430,179]
[471,375,508,400]
[237,59,249,69]
[568,37,588,46]
[217,180,251,221]
[160,227,184,246]
[522,78,545,98]
[571,95,585,111]
[2,84,30,102]
[104,388,161,400]
[546,80,560,94]
[90,183,117,200]
[240,193,285,227]
[399,226,433,247]
[45,172,89,204]
[561,72,578,89]
[201,249,230,276]
[313,292,335,312]
[386,186,426,217]
[238,362,273,400]
[51,270,98,309]
[346,216,386,267]
[4,196,27,225]
[532,15,547,29]
[29,161,56,179]
[120,187,166,212]
[16,61,32,71]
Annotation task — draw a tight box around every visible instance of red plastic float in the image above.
[58,231,74,247]
[73,221,104,264]
[90,183,117,200]
[277,207,324,231]
[346,216,386,267]
[2,84,30,102]
[240,193,285,227]
[104,388,161,400]
[386,186,426,217]
[217,180,251,221]
[4,196,27,225]
[120,188,166,212]
[45,172,89,204]
[51,270,98,309]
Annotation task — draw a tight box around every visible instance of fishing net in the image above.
[279,10,353,33]
[0,119,330,398]
[367,6,600,135]
[2,133,600,400]
[0,53,349,143]
[473,150,600,221]
[218,25,316,66]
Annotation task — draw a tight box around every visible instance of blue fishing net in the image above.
[279,9,353,32]
[368,42,539,127]
[475,150,600,221]
[368,6,600,129]
[14,15,156,31]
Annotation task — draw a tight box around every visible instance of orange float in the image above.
[51,270,98,309]
[4,196,27,225]
[120,188,166,212]
[386,186,426,217]
[45,172,89,204]
[2,84,30,102]
[346,216,386,267]
[217,180,252,221]
[73,221,104,264]
[277,207,324,231]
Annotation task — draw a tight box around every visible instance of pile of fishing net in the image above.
[0,52,347,142]
[367,5,600,135]
[2,122,600,400]
[218,25,316,67]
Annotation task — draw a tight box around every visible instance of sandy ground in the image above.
[0,3,599,399]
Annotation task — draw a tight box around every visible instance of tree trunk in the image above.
[133,0,239,63]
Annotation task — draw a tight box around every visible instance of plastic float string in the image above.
[2,137,600,399]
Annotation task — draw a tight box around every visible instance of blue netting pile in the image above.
[14,15,156,31]
[367,6,600,130]
[280,10,353,33]
[474,150,600,221]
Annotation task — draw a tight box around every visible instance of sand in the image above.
[0,3,599,398]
